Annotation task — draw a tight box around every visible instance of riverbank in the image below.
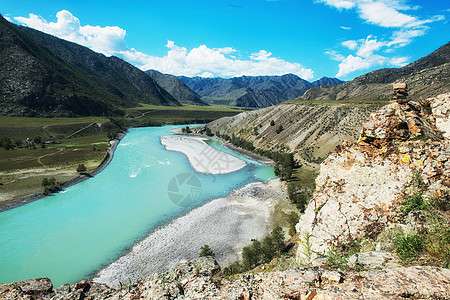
[94,178,288,286]
[160,135,247,174]
[0,132,126,212]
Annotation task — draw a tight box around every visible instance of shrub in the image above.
[205,127,213,136]
[199,245,215,257]
[276,125,284,134]
[76,164,87,173]
[42,177,60,195]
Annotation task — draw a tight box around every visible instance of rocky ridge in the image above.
[296,93,450,265]
[1,257,449,299]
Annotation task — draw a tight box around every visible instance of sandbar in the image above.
[160,136,246,174]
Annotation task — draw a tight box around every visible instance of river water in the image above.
[0,125,274,286]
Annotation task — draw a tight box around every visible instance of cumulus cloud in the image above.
[15,10,126,56]
[318,0,355,10]
[342,40,358,50]
[317,0,445,78]
[331,35,410,77]
[120,41,314,79]
[325,50,345,61]
[14,10,313,79]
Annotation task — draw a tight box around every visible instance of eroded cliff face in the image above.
[207,103,373,169]
[296,94,450,264]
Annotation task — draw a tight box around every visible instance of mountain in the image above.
[205,102,372,170]
[300,42,450,101]
[311,77,345,88]
[179,74,343,108]
[145,70,207,106]
[0,15,179,117]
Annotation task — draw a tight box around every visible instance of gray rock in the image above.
[346,251,399,269]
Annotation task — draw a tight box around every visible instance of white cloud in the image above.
[355,35,384,57]
[357,1,417,28]
[15,10,126,56]
[121,41,314,79]
[390,56,409,67]
[342,40,358,50]
[336,54,387,77]
[340,26,352,30]
[317,0,445,78]
[325,50,345,61]
[14,10,314,79]
[317,0,356,10]
[331,35,410,78]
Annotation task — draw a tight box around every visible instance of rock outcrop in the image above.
[2,257,450,299]
[296,93,450,263]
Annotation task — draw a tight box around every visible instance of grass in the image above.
[0,116,109,127]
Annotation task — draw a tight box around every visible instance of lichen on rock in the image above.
[296,93,450,265]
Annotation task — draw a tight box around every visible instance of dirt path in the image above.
[36,148,64,166]
[65,122,96,139]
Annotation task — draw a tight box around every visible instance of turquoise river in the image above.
[0,125,274,286]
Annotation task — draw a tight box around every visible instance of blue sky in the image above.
[1,0,448,81]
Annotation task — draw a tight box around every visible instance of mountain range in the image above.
[0,14,180,117]
[178,74,344,107]
[145,70,207,106]
[300,42,450,101]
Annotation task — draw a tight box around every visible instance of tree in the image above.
[270,226,285,255]
[0,137,12,150]
[42,177,59,195]
[276,125,284,134]
[76,164,87,173]
[33,136,42,144]
[242,239,262,270]
[270,120,275,126]
[287,211,299,237]
[205,127,213,136]
[199,245,215,257]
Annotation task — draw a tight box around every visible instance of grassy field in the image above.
[0,104,243,206]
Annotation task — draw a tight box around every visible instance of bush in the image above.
[276,125,284,134]
[42,177,60,195]
[76,164,87,173]
[0,137,13,150]
[205,127,213,136]
[199,245,215,257]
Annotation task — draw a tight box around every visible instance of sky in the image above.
[1,0,448,81]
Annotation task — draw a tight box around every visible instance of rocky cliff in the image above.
[296,94,450,267]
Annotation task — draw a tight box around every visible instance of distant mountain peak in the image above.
[178,74,344,108]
